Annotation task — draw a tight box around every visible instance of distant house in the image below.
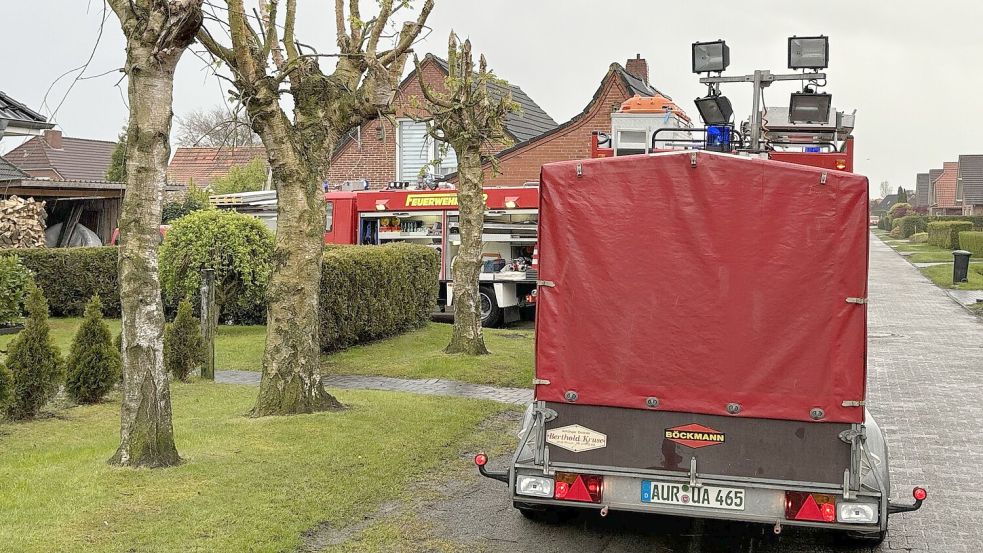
[167,145,267,188]
[872,194,898,216]
[476,55,675,186]
[931,162,960,215]
[957,154,983,216]
[914,173,930,208]
[0,90,53,138]
[1,113,123,245]
[325,54,558,189]
[3,129,116,181]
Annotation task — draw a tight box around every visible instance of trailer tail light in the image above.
[913,487,927,501]
[553,472,603,503]
[835,159,847,170]
[525,289,537,304]
[785,492,836,523]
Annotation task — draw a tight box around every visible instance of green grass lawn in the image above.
[2,319,534,388]
[0,382,513,552]
[0,318,266,372]
[919,263,983,290]
[321,323,534,389]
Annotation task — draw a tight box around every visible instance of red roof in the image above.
[2,131,116,181]
[167,146,267,186]
[933,162,959,208]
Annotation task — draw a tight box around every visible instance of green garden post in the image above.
[200,268,216,379]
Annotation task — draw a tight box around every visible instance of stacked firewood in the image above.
[0,196,47,248]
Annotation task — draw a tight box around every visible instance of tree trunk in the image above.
[252,128,341,416]
[109,42,181,468]
[446,148,489,355]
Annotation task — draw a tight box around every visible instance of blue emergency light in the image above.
[705,125,732,152]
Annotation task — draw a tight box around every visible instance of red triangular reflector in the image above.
[564,476,594,502]
[795,494,823,522]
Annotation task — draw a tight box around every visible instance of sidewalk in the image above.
[215,369,532,405]
[866,233,983,550]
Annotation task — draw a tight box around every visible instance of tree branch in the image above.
[377,0,433,67]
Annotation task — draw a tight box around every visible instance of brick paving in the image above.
[862,233,983,551]
[215,370,532,405]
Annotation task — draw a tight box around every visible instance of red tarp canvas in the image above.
[535,151,869,424]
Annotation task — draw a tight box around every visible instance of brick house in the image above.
[930,162,960,215]
[325,54,558,188]
[478,55,670,186]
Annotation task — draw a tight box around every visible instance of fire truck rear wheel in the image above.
[480,286,502,327]
[513,501,575,524]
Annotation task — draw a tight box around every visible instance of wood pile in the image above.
[0,196,47,248]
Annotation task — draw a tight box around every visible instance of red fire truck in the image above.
[322,186,541,327]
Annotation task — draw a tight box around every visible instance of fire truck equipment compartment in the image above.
[535,151,869,424]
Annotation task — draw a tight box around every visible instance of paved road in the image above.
[416,233,983,552]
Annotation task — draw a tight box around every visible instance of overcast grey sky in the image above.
[3,1,981,196]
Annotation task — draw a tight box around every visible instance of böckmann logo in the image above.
[664,423,726,448]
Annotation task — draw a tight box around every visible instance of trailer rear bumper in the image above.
[506,464,886,533]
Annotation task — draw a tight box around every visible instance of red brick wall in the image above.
[482,74,629,186]
[326,60,449,189]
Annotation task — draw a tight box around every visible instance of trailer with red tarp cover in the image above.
[474,150,926,543]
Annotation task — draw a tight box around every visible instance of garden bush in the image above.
[910,232,929,243]
[164,299,204,381]
[889,225,902,238]
[927,221,973,249]
[958,231,983,257]
[160,209,274,324]
[65,296,120,403]
[0,254,34,326]
[162,181,211,223]
[0,364,11,409]
[896,216,927,238]
[319,243,438,352]
[888,202,915,219]
[4,285,63,419]
[0,247,120,317]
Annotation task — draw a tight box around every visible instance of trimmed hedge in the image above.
[0,247,120,317]
[927,221,973,249]
[2,243,439,355]
[896,215,927,238]
[910,232,929,244]
[959,231,983,257]
[319,243,438,352]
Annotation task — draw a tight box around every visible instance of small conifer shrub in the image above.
[4,285,63,419]
[65,296,121,403]
[164,299,204,381]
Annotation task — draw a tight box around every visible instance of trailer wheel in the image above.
[480,286,502,327]
[842,529,887,545]
[513,502,575,524]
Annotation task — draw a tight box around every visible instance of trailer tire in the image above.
[842,529,887,545]
[513,502,575,524]
[480,286,502,327]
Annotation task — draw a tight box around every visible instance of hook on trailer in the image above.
[773,520,782,535]
[889,487,927,514]
[474,453,509,484]
[599,505,609,518]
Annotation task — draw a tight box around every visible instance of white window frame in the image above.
[395,118,456,181]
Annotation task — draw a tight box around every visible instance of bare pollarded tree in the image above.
[175,105,259,147]
[198,0,434,415]
[106,0,204,468]
[415,35,517,355]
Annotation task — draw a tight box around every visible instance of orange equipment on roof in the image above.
[620,94,692,123]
